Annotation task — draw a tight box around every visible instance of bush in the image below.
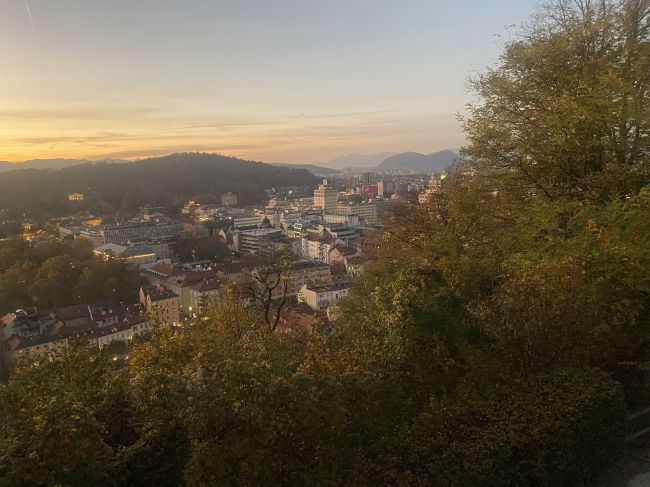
[390,368,626,487]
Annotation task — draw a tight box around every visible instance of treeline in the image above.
[1,1,649,485]
[0,239,142,312]
[0,153,317,217]
[174,236,231,263]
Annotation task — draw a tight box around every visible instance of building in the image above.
[314,223,360,243]
[167,269,219,312]
[360,184,378,197]
[233,228,284,254]
[4,303,151,361]
[336,201,379,225]
[292,260,332,286]
[221,192,238,206]
[7,333,69,360]
[301,234,341,263]
[139,285,180,325]
[49,304,91,327]
[1,308,61,340]
[102,221,185,246]
[328,244,358,265]
[418,176,442,204]
[279,303,318,333]
[94,243,157,266]
[377,180,394,197]
[232,214,263,229]
[350,235,382,254]
[77,228,105,247]
[344,254,370,278]
[298,283,350,311]
[68,193,85,201]
[323,214,360,228]
[360,172,373,185]
[188,278,222,315]
[313,179,338,212]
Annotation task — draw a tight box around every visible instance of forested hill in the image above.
[0,153,318,216]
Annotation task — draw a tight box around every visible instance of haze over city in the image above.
[1,0,537,163]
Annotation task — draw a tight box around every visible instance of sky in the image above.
[0,0,538,164]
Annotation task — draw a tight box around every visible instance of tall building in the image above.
[313,179,338,212]
[360,172,373,185]
[377,180,394,197]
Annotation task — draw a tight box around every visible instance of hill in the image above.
[271,162,340,175]
[0,153,317,216]
[376,150,458,172]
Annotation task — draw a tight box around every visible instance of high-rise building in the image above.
[377,180,394,197]
[313,180,338,212]
[360,172,373,185]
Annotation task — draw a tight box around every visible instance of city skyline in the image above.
[1,0,537,163]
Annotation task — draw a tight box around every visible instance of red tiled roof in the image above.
[333,244,357,256]
[144,285,178,301]
[49,304,89,322]
[191,278,222,292]
[174,270,219,287]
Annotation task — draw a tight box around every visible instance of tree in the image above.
[0,345,130,486]
[244,250,297,331]
[174,236,229,262]
[462,0,650,200]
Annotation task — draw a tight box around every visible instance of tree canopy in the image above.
[0,238,141,312]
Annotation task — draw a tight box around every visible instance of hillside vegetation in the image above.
[0,153,317,216]
[1,1,649,485]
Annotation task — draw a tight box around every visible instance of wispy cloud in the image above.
[23,0,35,30]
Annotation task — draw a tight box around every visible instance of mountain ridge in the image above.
[376,150,458,172]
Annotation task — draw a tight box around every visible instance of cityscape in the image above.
[1,0,649,486]
[2,167,443,362]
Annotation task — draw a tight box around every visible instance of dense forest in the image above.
[0,239,141,313]
[1,1,649,485]
[0,153,317,216]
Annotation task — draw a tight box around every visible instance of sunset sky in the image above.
[0,0,537,163]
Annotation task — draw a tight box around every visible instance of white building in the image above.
[336,201,378,225]
[323,214,360,228]
[298,283,350,311]
[301,235,341,263]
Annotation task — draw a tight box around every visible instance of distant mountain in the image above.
[0,158,128,173]
[325,152,398,169]
[376,150,458,172]
[271,163,340,176]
